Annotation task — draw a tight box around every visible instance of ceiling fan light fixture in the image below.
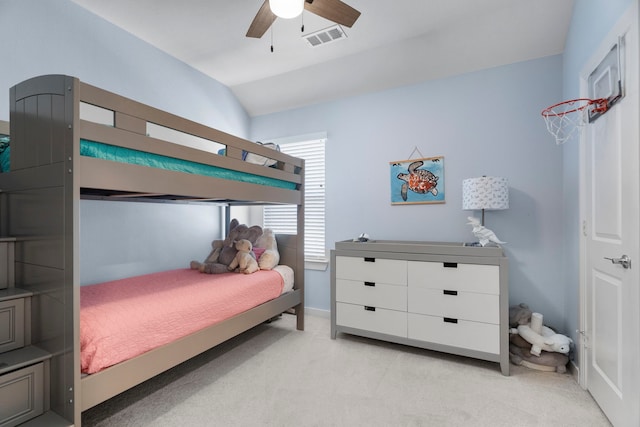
[269,0,304,19]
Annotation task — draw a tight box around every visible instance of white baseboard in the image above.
[569,360,582,386]
[305,307,330,318]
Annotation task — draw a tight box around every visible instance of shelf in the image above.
[0,346,51,376]
[0,287,33,303]
[19,411,73,427]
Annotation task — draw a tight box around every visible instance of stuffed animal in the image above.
[190,239,224,273]
[509,333,569,373]
[217,221,263,267]
[513,312,573,356]
[509,303,533,328]
[254,228,280,270]
[194,219,263,274]
[227,239,259,274]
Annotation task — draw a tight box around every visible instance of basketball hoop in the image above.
[541,98,608,144]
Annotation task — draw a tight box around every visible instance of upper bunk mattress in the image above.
[80,139,296,189]
[80,268,284,374]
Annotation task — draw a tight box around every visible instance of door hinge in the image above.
[576,329,590,349]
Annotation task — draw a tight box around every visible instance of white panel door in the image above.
[580,4,639,426]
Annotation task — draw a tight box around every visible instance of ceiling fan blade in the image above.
[304,0,361,28]
[246,0,277,38]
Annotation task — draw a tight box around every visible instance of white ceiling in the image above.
[70,0,574,117]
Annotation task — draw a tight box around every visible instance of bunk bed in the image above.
[0,74,305,425]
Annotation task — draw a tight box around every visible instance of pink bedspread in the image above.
[80,269,283,374]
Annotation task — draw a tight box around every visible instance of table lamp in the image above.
[462,176,509,226]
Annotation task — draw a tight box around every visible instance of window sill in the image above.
[305,259,328,271]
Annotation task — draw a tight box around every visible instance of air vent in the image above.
[303,24,347,47]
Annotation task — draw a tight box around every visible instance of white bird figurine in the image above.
[467,216,506,247]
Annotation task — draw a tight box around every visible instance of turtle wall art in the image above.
[389,156,445,205]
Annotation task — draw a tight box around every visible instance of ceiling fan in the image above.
[246,0,361,39]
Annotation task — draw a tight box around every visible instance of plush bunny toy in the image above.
[227,239,259,274]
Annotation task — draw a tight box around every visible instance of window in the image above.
[263,135,326,264]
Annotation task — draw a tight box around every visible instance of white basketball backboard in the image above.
[588,38,624,122]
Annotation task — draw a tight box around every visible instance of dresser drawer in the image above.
[0,362,45,427]
[408,261,499,294]
[408,313,499,354]
[336,279,407,311]
[336,256,407,286]
[0,298,25,354]
[408,288,499,324]
[336,302,407,338]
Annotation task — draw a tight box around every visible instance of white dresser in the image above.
[331,240,509,375]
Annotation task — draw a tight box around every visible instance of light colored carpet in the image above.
[82,312,611,426]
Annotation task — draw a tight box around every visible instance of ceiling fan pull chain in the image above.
[301,11,304,33]
[270,26,274,53]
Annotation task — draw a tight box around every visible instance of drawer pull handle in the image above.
[364,306,376,312]
[364,281,376,287]
[443,317,458,324]
[364,257,376,262]
[443,290,458,296]
[443,262,458,268]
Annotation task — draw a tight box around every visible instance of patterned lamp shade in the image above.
[462,176,509,211]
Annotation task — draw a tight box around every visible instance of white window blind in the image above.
[264,138,326,261]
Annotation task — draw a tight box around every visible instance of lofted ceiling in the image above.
[70,0,574,117]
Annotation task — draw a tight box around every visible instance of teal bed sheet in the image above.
[0,135,9,172]
[0,138,296,190]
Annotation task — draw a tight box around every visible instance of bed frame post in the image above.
[296,161,305,331]
[4,75,80,425]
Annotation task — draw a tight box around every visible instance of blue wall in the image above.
[79,200,222,285]
[561,0,635,357]
[252,56,569,327]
